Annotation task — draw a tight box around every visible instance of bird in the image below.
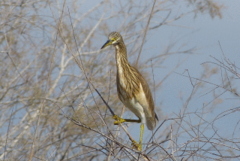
[101,32,158,151]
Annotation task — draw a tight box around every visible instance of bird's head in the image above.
[101,32,123,49]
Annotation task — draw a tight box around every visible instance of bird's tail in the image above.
[146,114,158,130]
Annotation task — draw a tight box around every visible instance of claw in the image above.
[131,139,142,151]
[113,115,126,125]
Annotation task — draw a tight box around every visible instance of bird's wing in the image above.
[135,74,157,130]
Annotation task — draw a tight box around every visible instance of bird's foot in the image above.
[113,115,126,125]
[131,139,142,151]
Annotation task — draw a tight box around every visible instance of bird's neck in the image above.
[115,42,130,73]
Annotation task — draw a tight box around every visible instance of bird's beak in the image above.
[101,40,112,49]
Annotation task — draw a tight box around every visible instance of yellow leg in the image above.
[112,115,141,125]
[112,115,143,151]
[139,123,144,150]
[130,124,144,151]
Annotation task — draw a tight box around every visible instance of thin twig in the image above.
[135,0,156,67]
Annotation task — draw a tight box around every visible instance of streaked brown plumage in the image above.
[101,32,158,150]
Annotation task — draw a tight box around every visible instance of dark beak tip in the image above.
[101,40,111,50]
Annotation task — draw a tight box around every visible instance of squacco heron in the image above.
[101,32,158,151]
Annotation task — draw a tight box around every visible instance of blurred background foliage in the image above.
[0,0,239,160]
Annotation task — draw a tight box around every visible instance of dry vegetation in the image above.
[0,0,239,160]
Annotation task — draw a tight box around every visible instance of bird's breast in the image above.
[117,72,129,100]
